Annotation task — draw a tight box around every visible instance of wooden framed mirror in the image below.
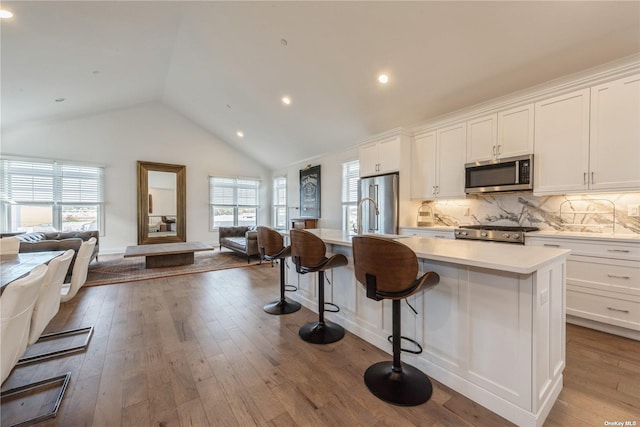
[137,161,186,244]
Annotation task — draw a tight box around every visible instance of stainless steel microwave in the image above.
[464,154,533,194]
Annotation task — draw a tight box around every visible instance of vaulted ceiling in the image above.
[2,1,639,170]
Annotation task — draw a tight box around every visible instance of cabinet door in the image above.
[534,88,590,195]
[436,122,467,198]
[497,104,534,159]
[466,114,497,163]
[377,135,401,174]
[590,74,640,191]
[410,132,437,199]
[359,140,379,177]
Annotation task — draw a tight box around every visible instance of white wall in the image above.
[1,102,271,253]
[275,147,359,231]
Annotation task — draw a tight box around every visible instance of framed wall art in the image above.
[299,165,320,218]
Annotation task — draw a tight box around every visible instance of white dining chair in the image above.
[27,250,73,346]
[1,264,72,427]
[0,236,20,255]
[0,264,47,384]
[60,237,96,303]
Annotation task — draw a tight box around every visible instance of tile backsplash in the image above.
[424,192,640,235]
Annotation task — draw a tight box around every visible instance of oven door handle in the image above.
[515,160,520,184]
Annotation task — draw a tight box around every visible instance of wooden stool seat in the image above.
[290,229,348,344]
[352,235,439,406]
[257,227,301,315]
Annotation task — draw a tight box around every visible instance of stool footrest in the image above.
[387,335,423,355]
[323,302,340,313]
[284,284,298,292]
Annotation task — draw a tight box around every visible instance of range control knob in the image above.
[502,233,510,238]
[480,232,488,237]
[511,233,520,239]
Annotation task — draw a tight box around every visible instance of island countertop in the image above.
[301,228,570,275]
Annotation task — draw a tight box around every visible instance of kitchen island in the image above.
[285,229,570,427]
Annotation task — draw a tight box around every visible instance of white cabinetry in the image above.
[466,114,497,163]
[534,88,591,195]
[497,104,535,159]
[466,104,534,163]
[436,123,467,198]
[399,227,454,239]
[410,131,436,199]
[527,235,640,340]
[535,74,640,195]
[359,134,401,177]
[411,123,466,199]
[589,74,640,191]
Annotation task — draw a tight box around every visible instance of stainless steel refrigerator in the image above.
[357,173,399,235]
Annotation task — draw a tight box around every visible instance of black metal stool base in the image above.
[263,299,301,315]
[298,321,345,344]
[364,361,433,406]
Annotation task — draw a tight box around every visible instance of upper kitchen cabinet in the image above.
[534,88,591,195]
[359,133,402,177]
[497,104,535,159]
[535,73,640,195]
[411,122,466,199]
[466,104,534,163]
[410,131,436,199]
[466,114,497,163]
[589,74,640,191]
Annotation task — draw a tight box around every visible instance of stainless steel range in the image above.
[454,225,539,244]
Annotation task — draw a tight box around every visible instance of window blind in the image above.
[209,177,259,206]
[342,160,360,203]
[0,158,103,204]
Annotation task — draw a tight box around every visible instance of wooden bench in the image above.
[124,242,214,268]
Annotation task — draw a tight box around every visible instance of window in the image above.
[341,160,360,233]
[0,158,104,233]
[272,176,287,229]
[209,176,260,229]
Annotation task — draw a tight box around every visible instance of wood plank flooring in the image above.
[2,263,639,426]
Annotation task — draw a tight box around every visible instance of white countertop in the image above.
[303,229,570,275]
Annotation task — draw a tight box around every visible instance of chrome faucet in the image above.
[356,197,379,235]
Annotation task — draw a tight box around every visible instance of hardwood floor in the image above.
[2,264,639,426]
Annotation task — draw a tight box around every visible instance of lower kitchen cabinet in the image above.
[526,234,640,340]
[399,227,455,239]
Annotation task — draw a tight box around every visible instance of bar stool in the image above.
[290,229,348,344]
[352,235,440,406]
[257,226,301,315]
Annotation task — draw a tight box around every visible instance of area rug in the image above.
[84,250,260,286]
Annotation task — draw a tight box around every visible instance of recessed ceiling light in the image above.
[378,74,389,84]
[0,10,13,19]
[236,131,244,138]
[281,38,288,47]
[55,98,66,103]
[281,96,291,105]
